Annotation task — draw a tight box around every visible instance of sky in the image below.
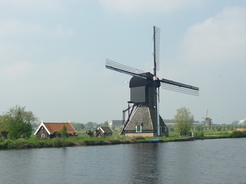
[0,0,246,124]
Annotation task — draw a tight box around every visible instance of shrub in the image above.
[193,132,204,138]
[86,130,94,137]
[0,140,9,149]
[60,125,67,138]
[231,131,246,138]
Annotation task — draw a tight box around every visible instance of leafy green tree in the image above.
[1,105,38,139]
[174,107,194,136]
[100,121,109,127]
[216,125,222,131]
[85,121,98,130]
[196,125,204,132]
[232,120,239,125]
[70,122,85,131]
[60,125,67,138]
[86,130,94,137]
[166,125,174,132]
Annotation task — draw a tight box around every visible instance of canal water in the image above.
[0,138,246,184]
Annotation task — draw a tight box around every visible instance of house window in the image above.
[136,125,142,132]
[41,134,45,138]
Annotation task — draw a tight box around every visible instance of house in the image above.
[95,127,113,137]
[34,122,76,139]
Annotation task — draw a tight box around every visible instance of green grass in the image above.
[0,130,241,150]
[169,130,233,138]
[0,138,75,149]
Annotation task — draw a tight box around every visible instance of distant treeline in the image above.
[70,120,246,131]
[164,119,200,124]
[167,123,246,132]
[70,121,109,131]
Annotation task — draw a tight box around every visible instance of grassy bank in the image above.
[0,130,245,150]
[0,135,191,150]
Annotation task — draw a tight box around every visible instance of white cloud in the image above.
[180,7,246,66]
[0,61,36,83]
[0,0,64,10]
[0,58,90,91]
[0,42,22,62]
[99,0,203,14]
[54,26,75,36]
[0,20,44,39]
[0,58,116,122]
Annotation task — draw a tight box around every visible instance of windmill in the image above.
[202,110,212,126]
[105,26,199,137]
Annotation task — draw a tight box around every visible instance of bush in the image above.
[86,130,94,137]
[231,131,246,138]
[193,132,204,138]
[60,125,67,138]
[0,140,9,149]
[1,105,36,139]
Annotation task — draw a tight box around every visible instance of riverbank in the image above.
[1,131,245,150]
[1,130,246,150]
[0,136,191,150]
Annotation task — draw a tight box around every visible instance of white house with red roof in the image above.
[34,122,76,138]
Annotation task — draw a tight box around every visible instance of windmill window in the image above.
[136,125,142,132]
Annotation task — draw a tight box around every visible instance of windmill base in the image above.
[122,106,169,137]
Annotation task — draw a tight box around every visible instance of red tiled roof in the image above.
[43,123,75,134]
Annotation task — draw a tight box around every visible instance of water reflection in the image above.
[0,139,246,184]
[127,143,162,183]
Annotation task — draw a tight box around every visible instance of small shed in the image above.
[34,122,76,139]
[96,127,113,137]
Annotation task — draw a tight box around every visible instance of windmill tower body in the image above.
[205,117,212,126]
[204,110,212,126]
[122,73,168,137]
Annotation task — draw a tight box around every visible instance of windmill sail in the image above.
[160,78,199,96]
[106,59,146,79]
[153,26,161,73]
[153,26,161,135]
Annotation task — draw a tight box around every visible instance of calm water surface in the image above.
[0,138,246,184]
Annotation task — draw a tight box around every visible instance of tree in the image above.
[216,125,222,131]
[86,130,94,137]
[168,126,174,132]
[1,105,38,139]
[174,107,194,136]
[60,125,67,138]
[84,121,98,130]
[70,122,85,131]
[196,125,204,132]
[232,120,239,125]
[100,121,109,127]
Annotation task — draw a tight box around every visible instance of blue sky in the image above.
[0,0,246,124]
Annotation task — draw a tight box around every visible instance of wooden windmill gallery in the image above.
[106,26,199,137]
